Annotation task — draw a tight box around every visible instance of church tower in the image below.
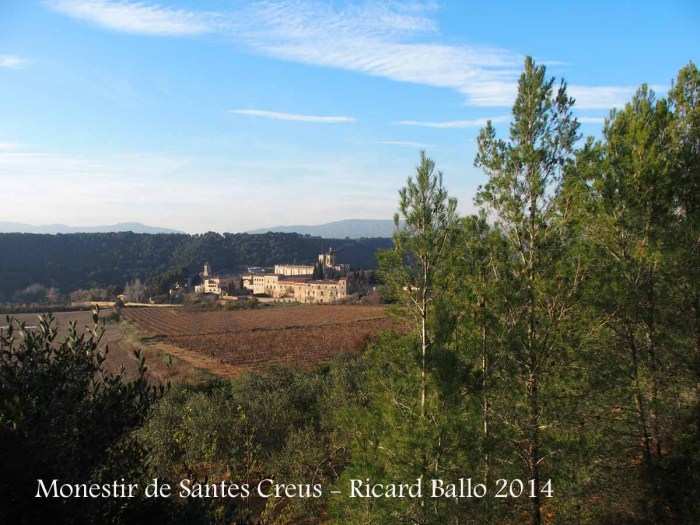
[318,247,335,268]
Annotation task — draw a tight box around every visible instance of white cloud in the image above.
[376,140,430,148]
[0,142,23,149]
[229,109,356,123]
[0,55,29,69]
[397,116,510,129]
[578,116,606,124]
[234,2,638,109]
[46,0,640,109]
[46,0,222,36]
[237,1,523,107]
[569,86,639,110]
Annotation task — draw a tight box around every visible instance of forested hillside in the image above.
[0,232,391,301]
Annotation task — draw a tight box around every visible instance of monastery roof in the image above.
[280,276,313,283]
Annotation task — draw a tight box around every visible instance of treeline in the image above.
[0,232,392,302]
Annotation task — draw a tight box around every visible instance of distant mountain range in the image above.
[0,221,183,234]
[0,219,397,237]
[247,219,398,238]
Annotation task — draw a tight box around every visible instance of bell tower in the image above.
[318,247,335,268]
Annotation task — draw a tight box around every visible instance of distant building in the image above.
[274,264,315,276]
[319,247,350,273]
[299,278,347,303]
[195,277,221,294]
[251,273,347,303]
[240,250,349,301]
[194,263,237,295]
[241,274,254,291]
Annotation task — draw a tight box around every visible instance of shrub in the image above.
[0,310,168,523]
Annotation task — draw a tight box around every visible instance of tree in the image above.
[123,278,146,303]
[475,56,581,524]
[366,151,458,522]
[0,310,166,523]
[667,63,700,521]
[447,214,511,487]
[312,262,324,280]
[13,283,48,304]
[580,75,700,522]
[381,150,458,419]
[145,267,189,301]
[668,61,700,397]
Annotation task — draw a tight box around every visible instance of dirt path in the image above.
[146,340,249,380]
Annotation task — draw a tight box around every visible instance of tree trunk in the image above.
[527,355,542,525]
[481,300,490,486]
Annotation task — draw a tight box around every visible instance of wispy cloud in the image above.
[578,116,606,124]
[237,1,524,107]
[45,0,222,36]
[376,140,430,148]
[397,116,510,129]
[0,55,29,69]
[46,0,640,109]
[569,86,641,111]
[230,109,356,123]
[0,142,23,149]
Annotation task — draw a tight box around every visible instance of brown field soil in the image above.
[121,304,393,336]
[121,305,404,379]
[1,310,139,377]
[2,309,209,383]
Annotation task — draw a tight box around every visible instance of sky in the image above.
[0,0,698,234]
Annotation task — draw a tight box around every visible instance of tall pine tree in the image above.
[475,56,581,525]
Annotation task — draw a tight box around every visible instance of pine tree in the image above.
[475,56,581,525]
[666,60,700,524]
[380,151,458,422]
[333,152,459,524]
[582,77,699,521]
[668,62,700,386]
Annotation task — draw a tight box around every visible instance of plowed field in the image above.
[2,310,138,376]
[122,305,403,378]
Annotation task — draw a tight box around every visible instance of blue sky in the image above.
[1,0,697,233]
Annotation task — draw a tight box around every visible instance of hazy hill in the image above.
[0,221,183,234]
[247,219,399,239]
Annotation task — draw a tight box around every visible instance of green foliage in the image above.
[223,297,260,310]
[335,58,699,525]
[475,56,582,525]
[0,310,171,523]
[334,152,465,524]
[139,361,362,524]
[312,262,323,280]
[380,151,458,313]
[145,267,189,300]
[575,71,700,523]
[330,333,479,524]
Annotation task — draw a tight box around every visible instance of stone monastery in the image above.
[196,248,348,304]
